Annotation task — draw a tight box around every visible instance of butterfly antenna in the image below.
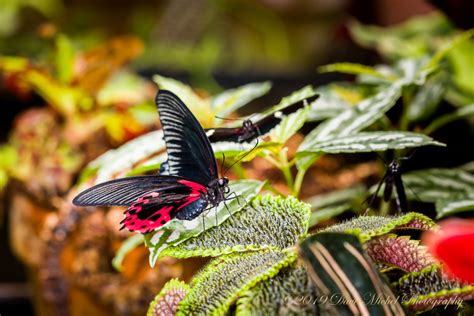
[223,138,260,176]
[221,152,226,174]
[214,115,245,122]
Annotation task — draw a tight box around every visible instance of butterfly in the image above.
[205,94,319,143]
[73,90,230,233]
[159,94,319,174]
[366,152,417,214]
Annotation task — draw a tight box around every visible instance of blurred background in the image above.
[1,0,473,315]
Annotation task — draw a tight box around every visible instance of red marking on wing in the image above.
[120,181,208,234]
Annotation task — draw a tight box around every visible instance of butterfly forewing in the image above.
[73,175,191,206]
[156,91,218,184]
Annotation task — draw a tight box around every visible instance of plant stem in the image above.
[278,148,295,195]
[293,168,307,198]
[399,88,414,131]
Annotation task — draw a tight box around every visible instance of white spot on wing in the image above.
[274,111,283,118]
[206,129,215,137]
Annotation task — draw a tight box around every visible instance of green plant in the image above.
[69,11,474,316]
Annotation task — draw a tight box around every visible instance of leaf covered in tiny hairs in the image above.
[160,195,311,259]
[176,250,297,316]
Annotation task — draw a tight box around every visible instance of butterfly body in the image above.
[74,90,230,233]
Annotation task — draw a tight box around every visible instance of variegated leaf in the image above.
[408,72,447,122]
[402,168,474,202]
[145,180,264,267]
[435,195,474,219]
[83,130,165,184]
[177,250,297,316]
[152,74,212,125]
[211,81,271,120]
[298,131,444,155]
[299,233,406,316]
[270,105,310,144]
[298,82,402,153]
[159,195,311,258]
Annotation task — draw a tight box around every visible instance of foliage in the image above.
[21,9,473,316]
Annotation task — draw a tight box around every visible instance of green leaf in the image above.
[319,62,395,81]
[435,195,474,219]
[112,234,144,272]
[307,84,353,122]
[395,265,474,312]
[147,279,190,316]
[321,212,436,242]
[211,81,271,120]
[176,250,297,316]
[269,104,310,144]
[55,34,75,83]
[145,180,264,267]
[408,72,447,122]
[160,195,311,258]
[402,168,474,202]
[253,85,316,122]
[306,185,366,225]
[153,74,212,124]
[85,130,165,183]
[299,233,406,316]
[425,103,474,134]
[365,234,436,273]
[298,82,402,153]
[298,131,444,155]
[236,265,317,315]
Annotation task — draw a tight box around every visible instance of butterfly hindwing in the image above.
[156,90,218,184]
[120,179,209,233]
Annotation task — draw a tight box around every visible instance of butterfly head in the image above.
[218,177,230,194]
[388,161,401,174]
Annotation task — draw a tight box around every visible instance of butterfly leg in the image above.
[363,171,388,215]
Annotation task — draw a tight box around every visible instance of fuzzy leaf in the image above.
[147,279,190,316]
[160,195,310,258]
[236,265,317,316]
[366,234,436,273]
[321,212,436,242]
[298,82,402,154]
[435,195,474,219]
[145,180,264,267]
[402,168,474,202]
[396,265,474,312]
[210,81,271,120]
[84,130,165,183]
[298,131,444,155]
[177,250,298,316]
[300,233,406,316]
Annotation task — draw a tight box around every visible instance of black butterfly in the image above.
[159,94,319,174]
[73,90,230,233]
[367,155,414,214]
[205,94,319,143]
